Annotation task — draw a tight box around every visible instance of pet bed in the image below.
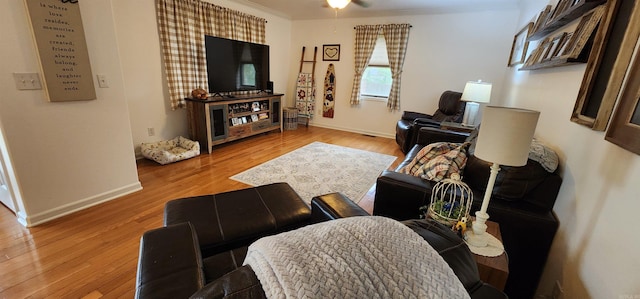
[141,136,200,165]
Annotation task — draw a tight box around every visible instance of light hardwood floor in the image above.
[0,126,404,298]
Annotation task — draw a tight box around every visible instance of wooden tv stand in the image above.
[185,94,283,153]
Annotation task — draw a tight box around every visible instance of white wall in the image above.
[112,0,293,157]
[287,10,519,137]
[502,1,640,298]
[0,0,141,226]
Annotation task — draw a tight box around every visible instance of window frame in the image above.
[359,35,391,101]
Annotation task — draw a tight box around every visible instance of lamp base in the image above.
[464,229,505,257]
[464,211,504,256]
[462,102,480,127]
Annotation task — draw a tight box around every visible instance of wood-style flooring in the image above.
[0,126,404,298]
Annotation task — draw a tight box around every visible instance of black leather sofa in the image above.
[136,183,507,299]
[374,127,562,299]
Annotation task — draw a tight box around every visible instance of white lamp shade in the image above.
[474,106,540,166]
[327,0,351,9]
[461,81,492,104]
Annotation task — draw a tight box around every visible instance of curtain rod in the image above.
[353,25,412,29]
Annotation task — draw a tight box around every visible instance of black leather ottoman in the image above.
[164,182,312,257]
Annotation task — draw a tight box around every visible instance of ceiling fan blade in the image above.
[352,0,370,8]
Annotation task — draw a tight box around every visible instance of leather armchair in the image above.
[396,90,465,153]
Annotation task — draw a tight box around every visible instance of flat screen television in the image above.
[204,35,270,95]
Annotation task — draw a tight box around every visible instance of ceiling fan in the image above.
[324,0,371,9]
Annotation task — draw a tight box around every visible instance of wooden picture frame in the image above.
[543,33,566,61]
[322,44,340,61]
[524,37,551,67]
[532,5,552,35]
[605,38,640,154]
[555,31,574,57]
[508,23,533,66]
[605,7,640,154]
[548,0,572,24]
[571,0,634,130]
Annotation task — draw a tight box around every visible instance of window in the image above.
[360,35,392,99]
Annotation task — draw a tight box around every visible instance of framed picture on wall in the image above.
[323,44,340,61]
[605,7,640,154]
[508,22,533,66]
[605,53,640,154]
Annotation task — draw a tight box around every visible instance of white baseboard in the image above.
[21,182,143,227]
[309,123,395,139]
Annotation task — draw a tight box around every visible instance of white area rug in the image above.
[230,142,396,205]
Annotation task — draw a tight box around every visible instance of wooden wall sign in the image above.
[25,0,96,102]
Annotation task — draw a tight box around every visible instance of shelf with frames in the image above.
[520,3,608,71]
[227,99,271,127]
[527,0,606,41]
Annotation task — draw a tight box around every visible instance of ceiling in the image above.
[229,0,521,20]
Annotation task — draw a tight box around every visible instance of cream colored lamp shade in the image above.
[327,0,351,9]
[460,80,492,126]
[474,106,540,166]
[461,80,492,103]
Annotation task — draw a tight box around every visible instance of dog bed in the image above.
[141,136,200,165]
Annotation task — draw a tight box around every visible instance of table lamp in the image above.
[461,80,492,127]
[465,106,540,251]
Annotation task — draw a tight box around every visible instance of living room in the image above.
[0,0,638,298]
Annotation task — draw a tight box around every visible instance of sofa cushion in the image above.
[464,154,551,200]
[164,183,311,257]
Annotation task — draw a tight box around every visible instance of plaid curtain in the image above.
[382,24,411,111]
[156,0,265,109]
[350,25,382,105]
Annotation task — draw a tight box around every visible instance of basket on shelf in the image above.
[427,173,473,226]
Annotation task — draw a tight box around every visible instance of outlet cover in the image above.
[147,128,155,136]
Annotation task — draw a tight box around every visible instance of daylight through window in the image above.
[360,35,392,99]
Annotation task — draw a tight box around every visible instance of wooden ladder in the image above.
[297,46,317,127]
[299,46,318,74]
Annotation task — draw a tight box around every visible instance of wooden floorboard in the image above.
[0,126,403,298]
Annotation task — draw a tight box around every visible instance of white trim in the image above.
[21,182,143,227]
[361,96,388,102]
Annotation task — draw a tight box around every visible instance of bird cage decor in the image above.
[427,173,473,226]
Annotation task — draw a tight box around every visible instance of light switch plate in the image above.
[96,74,109,88]
[13,73,42,90]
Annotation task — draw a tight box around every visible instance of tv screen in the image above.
[205,35,270,94]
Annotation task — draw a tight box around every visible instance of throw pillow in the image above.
[401,142,471,182]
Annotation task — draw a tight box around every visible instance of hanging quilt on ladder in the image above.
[296,72,315,124]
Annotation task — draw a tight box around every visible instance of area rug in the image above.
[230,142,397,205]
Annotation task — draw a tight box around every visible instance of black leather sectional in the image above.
[135,183,506,299]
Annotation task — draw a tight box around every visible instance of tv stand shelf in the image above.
[185,94,283,153]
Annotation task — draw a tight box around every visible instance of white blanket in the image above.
[243,216,470,299]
